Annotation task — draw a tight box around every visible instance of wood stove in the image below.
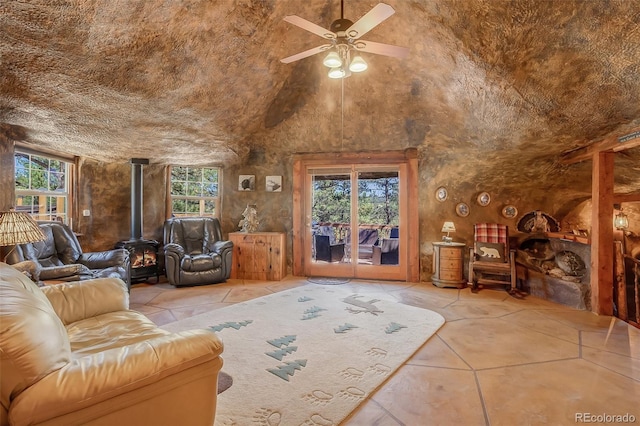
[115,158,160,283]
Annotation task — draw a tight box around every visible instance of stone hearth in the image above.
[516,234,591,310]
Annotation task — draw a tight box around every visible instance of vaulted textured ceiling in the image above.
[1,0,639,199]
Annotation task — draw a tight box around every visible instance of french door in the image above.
[293,151,419,281]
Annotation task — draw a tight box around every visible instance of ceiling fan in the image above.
[280,1,409,79]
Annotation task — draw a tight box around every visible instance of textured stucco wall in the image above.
[75,159,167,253]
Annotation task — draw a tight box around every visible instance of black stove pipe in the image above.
[130,158,149,240]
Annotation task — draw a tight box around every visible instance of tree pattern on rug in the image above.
[267,359,307,381]
[266,346,298,361]
[208,320,252,332]
[334,323,358,334]
[302,305,326,320]
[385,322,408,334]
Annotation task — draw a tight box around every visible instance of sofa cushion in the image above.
[181,253,222,272]
[66,310,171,356]
[0,263,71,409]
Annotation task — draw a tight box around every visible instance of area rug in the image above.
[162,285,444,425]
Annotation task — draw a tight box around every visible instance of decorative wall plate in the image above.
[435,187,448,202]
[456,202,470,217]
[502,205,518,219]
[477,192,491,206]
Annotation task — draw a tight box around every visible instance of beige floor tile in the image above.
[129,303,165,315]
[169,302,235,321]
[581,329,640,359]
[371,365,485,426]
[502,309,580,344]
[146,286,231,309]
[391,287,458,311]
[145,309,177,326]
[478,359,640,425]
[223,285,276,303]
[343,400,401,425]
[458,287,511,302]
[408,334,471,370]
[582,346,640,381]
[439,318,579,370]
[543,310,628,333]
[443,299,522,320]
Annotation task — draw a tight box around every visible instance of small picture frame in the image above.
[502,205,518,219]
[238,175,255,191]
[456,202,470,217]
[435,187,448,202]
[266,176,282,192]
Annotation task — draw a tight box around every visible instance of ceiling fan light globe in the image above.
[349,55,368,72]
[323,51,342,68]
[328,67,346,79]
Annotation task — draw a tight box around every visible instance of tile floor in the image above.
[130,276,639,426]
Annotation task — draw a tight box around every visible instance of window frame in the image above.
[14,149,73,225]
[168,165,222,219]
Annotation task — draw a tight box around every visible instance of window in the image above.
[15,151,71,223]
[170,166,220,218]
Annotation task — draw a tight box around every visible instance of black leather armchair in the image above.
[6,221,130,285]
[163,217,233,286]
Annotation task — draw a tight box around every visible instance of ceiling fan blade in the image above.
[280,44,332,64]
[353,40,409,59]
[283,15,336,40]
[345,3,395,39]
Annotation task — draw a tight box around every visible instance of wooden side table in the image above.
[228,232,286,281]
[432,242,466,288]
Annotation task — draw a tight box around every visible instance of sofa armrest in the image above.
[39,264,88,280]
[80,248,129,269]
[41,278,129,325]
[164,243,186,258]
[8,330,223,426]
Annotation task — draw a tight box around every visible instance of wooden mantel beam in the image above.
[560,128,640,165]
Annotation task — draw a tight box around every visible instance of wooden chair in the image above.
[468,223,517,293]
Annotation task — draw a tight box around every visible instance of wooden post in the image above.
[590,151,614,315]
[614,241,627,320]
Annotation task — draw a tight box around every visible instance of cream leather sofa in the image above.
[0,262,223,426]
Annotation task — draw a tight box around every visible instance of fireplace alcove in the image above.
[515,233,591,310]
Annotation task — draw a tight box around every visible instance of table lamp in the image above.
[0,209,46,262]
[441,221,456,243]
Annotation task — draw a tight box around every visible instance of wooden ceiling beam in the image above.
[560,128,640,165]
[613,193,640,203]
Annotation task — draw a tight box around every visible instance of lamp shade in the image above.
[349,55,368,72]
[323,51,342,68]
[328,67,346,79]
[441,221,456,233]
[0,210,46,246]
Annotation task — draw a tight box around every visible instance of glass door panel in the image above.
[307,168,353,277]
[356,167,399,267]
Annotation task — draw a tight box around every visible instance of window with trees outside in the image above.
[15,151,71,224]
[170,166,220,218]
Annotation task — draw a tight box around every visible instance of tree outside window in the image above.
[170,166,220,218]
[14,152,70,223]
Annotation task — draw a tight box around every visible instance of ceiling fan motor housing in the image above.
[330,18,354,34]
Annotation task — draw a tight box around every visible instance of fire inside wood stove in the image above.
[116,239,160,283]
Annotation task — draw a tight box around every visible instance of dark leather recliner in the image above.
[6,221,130,286]
[163,217,233,286]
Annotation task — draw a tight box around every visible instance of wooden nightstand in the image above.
[228,232,286,281]
[432,242,466,288]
